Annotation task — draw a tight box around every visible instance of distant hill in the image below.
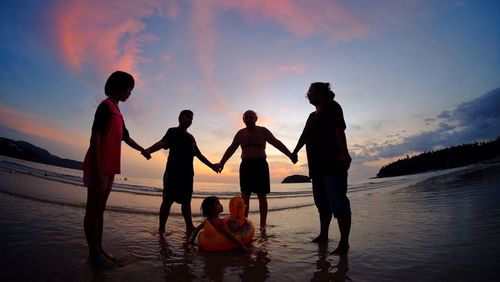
[282,174,311,183]
[0,137,83,170]
[377,138,500,178]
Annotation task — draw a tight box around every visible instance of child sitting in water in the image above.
[187,196,248,251]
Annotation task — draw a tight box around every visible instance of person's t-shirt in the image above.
[92,102,129,141]
[161,127,200,177]
[304,100,346,177]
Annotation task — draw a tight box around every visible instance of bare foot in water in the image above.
[311,235,328,243]
[186,226,195,236]
[330,244,349,256]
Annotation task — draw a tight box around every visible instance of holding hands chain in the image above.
[141,148,152,160]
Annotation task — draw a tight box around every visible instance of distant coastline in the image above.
[0,137,83,170]
[377,138,500,178]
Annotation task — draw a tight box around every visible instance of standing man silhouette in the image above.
[218,110,296,231]
[145,110,218,235]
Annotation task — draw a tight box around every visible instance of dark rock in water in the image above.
[282,174,311,183]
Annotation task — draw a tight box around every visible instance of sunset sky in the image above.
[1,0,499,184]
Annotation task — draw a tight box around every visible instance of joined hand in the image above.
[141,149,152,160]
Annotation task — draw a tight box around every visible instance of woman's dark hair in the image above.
[201,196,219,218]
[310,82,335,101]
[104,71,135,97]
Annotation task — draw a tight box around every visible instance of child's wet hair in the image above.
[201,196,219,218]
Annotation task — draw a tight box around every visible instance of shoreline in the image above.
[1,163,499,280]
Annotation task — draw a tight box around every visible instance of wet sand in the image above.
[1,164,499,281]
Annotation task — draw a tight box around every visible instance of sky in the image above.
[1,0,499,184]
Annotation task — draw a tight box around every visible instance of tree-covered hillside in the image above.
[377,138,500,178]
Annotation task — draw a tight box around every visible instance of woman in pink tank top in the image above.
[83,71,151,269]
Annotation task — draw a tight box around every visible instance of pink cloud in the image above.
[53,0,179,78]
[190,1,241,124]
[217,0,370,43]
[188,0,369,123]
[278,64,305,74]
[0,105,85,148]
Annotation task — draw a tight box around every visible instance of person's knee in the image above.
[332,203,351,219]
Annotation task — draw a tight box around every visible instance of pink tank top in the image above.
[83,98,124,175]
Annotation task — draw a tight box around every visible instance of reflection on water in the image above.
[312,241,349,282]
[159,235,197,282]
[2,154,500,281]
[157,227,272,282]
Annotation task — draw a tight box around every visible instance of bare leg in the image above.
[97,185,112,253]
[181,202,195,233]
[159,199,174,233]
[312,211,332,243]
[84,185,101,260]
[331,215,351,255]
[241,192,251,218]
[257,193,268,230]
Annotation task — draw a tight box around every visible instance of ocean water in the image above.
[1,155,500,281]
[0,155,473,216]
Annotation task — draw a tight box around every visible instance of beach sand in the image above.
[1,164,500,281]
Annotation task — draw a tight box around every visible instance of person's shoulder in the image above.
[257,126,271,134]
[167,127,178,133]
[330,100,342,109]
[236,128,247,135]
[325,100,342,113]
[97,99,111,110]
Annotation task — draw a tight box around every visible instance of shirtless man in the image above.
[218,110,297,230]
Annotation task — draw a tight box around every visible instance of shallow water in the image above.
[1,156,499,281]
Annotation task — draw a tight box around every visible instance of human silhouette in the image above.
[83,71,150,268]
[144,110,218,235]
[217,110,296,231]
[292,82,352,255]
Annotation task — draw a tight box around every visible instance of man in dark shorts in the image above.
[145,110,218,234]
[292,82,352,256]
[218,110,297,231]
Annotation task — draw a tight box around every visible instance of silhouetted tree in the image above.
[377,137,500,177]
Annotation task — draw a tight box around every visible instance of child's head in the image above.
[201,196,222,218]
[104,71,135,98]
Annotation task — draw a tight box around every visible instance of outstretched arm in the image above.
[145,140,166,155]
[292,124,308,162]
[196,151,218,173]
[218,133,241,169]
[265,129,296,164]
[186,221,205,246]
[124,137,151,159]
